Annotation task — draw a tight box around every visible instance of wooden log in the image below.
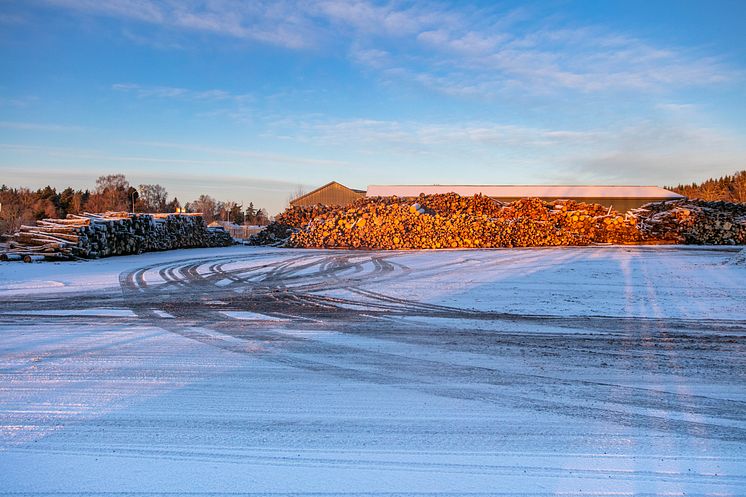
[20,230,80,243]
[5,212,232,262]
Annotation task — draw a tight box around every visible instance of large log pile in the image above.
[250,194,746,249]
[1,212,233,262]
[631,199,746,244]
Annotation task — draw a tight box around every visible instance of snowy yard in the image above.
[1,245,745,495]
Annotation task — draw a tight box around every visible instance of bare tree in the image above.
[698,181,728,201]
[287,185,307,206]
[255,208,270,226]
[166,197,181,213]
[732,171,746,203]
[191,195,218,223]
[0,188,30,235]
[137,184,168,213]
[218,201,243,223]
[91,174,130,212]
[95,174,129,193]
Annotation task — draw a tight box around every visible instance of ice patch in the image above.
[1,308,137,318]
[0,280,67,291]
[151,309,175,319]
[222,311,287,321]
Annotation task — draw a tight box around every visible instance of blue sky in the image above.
[1,0,745,214]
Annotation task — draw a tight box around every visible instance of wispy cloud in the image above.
[44,0,738,97]
[262,113,746,186]
[386,21,732,95]
[555,120,746,185]
[1,140,355,170]
[112,83,252,102]
[279,117,605,149]
[129,140,355,169]
[0,12,27,24]
[45,0,323,49]
[0,120,83,131]
[0,96,39,108]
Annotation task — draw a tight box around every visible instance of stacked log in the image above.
[275,204,339,227]
[251,194,744,249]
[1,212,233,262]
[631,199,746,244]
[247,223,297,247]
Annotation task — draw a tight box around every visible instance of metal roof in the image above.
[366,185,683,199]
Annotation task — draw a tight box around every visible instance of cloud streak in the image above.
[112,83,252,102]
[0,120,84,131]
[265,114,746,186]
[44,0,737,96]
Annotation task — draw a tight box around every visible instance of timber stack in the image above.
[250,194,746,249]
[1,212,233,262]
[631,199,746,244]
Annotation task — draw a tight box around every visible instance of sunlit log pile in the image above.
[1,212,233,262]
[275,204,339,226]
[250,194,746,250]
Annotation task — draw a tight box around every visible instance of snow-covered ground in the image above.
[1,245,745,495]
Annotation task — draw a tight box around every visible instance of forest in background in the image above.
[0,174,270,236]
[667,170,746,202]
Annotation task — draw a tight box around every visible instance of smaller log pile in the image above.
[1,212,233,262]
[632,199,746,244]
[248,222,297,246]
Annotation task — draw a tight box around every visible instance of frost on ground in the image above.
[726,247,746,266]
[0,245,745,496]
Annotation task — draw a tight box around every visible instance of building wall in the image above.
[291,183,364,207]
[365,185,682,213]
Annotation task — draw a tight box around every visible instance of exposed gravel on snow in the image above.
[1,245,745,495]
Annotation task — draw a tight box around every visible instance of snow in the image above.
[0,246,256,295]
[1,245,745,495]
[358,245,746,320]
[727,247,746,266]
[222,310,288,321]
[1,308,136,317]
[366,184,685,199]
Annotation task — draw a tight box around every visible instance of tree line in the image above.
[667,170,746,202]
[0,174,270,236]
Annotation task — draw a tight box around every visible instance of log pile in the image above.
[247,222,297,247]
[275,204,339,227]
[250,194,746,249]
[1,212,233,262]
[631,199,746,244]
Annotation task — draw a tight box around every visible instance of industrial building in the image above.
[294,182,684,212]
[290,181,365,207]
[369,185,683,212]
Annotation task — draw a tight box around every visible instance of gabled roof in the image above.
[366,185,684,199]
[290,181,363,205]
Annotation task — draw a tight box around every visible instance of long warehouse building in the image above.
[292,181,684,212]
[366,185,684,212]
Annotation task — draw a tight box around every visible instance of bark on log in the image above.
[1,212,234,262]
